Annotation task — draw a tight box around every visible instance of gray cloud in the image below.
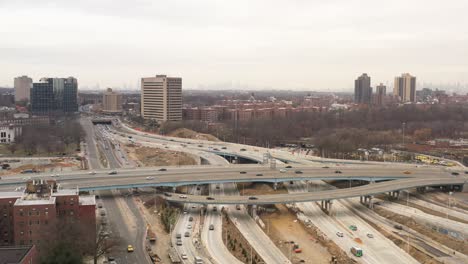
[0,0,467,90]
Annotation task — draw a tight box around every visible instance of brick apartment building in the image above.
[0,180,96,257]
[183,105,322,123]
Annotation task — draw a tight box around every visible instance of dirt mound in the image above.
[168,128,220,142]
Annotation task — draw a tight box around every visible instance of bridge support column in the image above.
[360,195,374,209]
[320,200,333,215]
[388,191,400,200]
[273,182,278,190]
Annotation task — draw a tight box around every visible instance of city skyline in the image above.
[1,1,468,91]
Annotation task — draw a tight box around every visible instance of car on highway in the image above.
[213,148,219,151]
[108,170,117,175]
[240,148,246,151]
[209,224,214,230]
[164,192,172,197]
[403,171,411,174]
[349,225,357,231]
[336,232,344,237]
[176,239,182,246]
[256,173,263,176]
[279,169,287,173]
[213,206,217,211]
[216,185,220,189]
[394,225,403,230]
[451,172,459,176]
[187,225,192,229]
[184,231,190,237]
[158,168,167,171]
[207,197,215,200]
[236,205,241,210]
[189,216,193,222]
[322,166,329,169]
[97,203,103,208]
[240,171,247,174]
[335,170,342,174]
[179,195,187,199]
[367,233,374,238]
[89,171,96,175]
[249,196,258,200]
[127,245,134,252]
[100,209,106,216]
[198,145,203,147]
[285,165,293,168]
[176,233,182,239]
[146,176,154,180]
[295,170,303,174]
[181,253,188,260]
[221,147,227,149]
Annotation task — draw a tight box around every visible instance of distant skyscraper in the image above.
[141,75,182,122]
[14,76,32,102]
[354,73,372,104]
[31,77,78,115]
[102,88,123,113]
[375,83,386,106]
[394,73,416,102]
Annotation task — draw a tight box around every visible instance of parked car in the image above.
[285,165,292,168]
[240,171,247,174]
[349,225,357,231]
[209,224,214,230]
[295,170,303,174]
[108,170,117,175]
[158,168,167,171]
[279,169,287,173]
[336,232,344,237]
[451,172,459,176]
[146,176,154,180]
[367,233,374,238]
[207,197,215,200]
[256,173,263,176]
[249,196,258,200]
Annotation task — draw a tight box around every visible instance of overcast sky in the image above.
[1,0,467,91]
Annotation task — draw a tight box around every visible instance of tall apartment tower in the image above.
[102,88,123,113]
[141,75,182,122]
[375,83,386,106]
[394,73,416,102]
[354,73,372,104]
[14,76,33,102]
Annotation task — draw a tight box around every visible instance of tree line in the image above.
[161,105,468,152]
[7,118,84,156]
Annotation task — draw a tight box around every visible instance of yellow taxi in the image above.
[127,245,134,252]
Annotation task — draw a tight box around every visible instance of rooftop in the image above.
[14,195,56,206]
[0,245,35,264]
[79,195,96,206]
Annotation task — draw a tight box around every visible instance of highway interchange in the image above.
[3,116,467,264]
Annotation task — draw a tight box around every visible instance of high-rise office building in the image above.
[31,77,78,115]
[354,73,372,104]
[394,73,416,102]
[141,75,182,122]
[102,88,123,113]
[375,83,386,106]
[14,76,32,102]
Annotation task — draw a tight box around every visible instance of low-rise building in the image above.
[0,180,96,255]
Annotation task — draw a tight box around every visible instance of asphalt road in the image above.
[82,117,151,264]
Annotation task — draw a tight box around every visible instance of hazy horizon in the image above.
[1,0,467,91]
